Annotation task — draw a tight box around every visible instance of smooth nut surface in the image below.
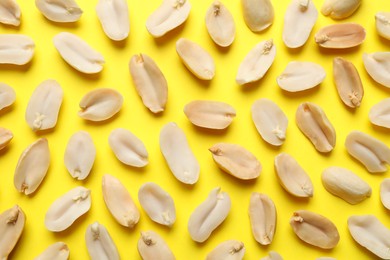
[0,205,25,260]
[137,230,175,260]
[35,0,82,23]
[0,0,21,26]
[0,83,16,111]
[290,210,340,249]
[321,0,361,19]
[376,12,390,40]
[0,34,35,65]
[96,0,129,41]
[241,0,274,32]
[206,240,245,260]
[314,23,366,49]
[369,98,390,128]
[363,52,390,88]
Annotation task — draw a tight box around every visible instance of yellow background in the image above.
[0,0,389,259]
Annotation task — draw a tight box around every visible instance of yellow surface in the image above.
[1,0,389,259]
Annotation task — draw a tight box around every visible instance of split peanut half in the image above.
[146,0,191,38]
[206,240,245,260]
[53,32,104,74]
[363,52,390,88]
[251,98,288,146]
[78,88,123,122]
[376,12,390,40]
[282,0,318,48]
[64,131,96,180]
[348,215,390,259]
[108,128,148,167]
[25,79,64,132]
[290,210,340,249]
[345,130,390,173]
[236,39,276,85]
[205,1,235,47]
[159,122,199,185]
[184,100,236,130]
[176,38,215,80]
[138,182,176,227]
[85,222,120,260]
[188,187,231,243]
[241,0,274,32]
[321,0,361,19]
[314,23,366,49]
[296,102,336,153]
[129,53,168,113]
[45,186,91,232]
[0,127,13,151]
[369,98,390,128]
[274,153,313,198]
[35,0,82,23]
[0,34,35,65]
[380,178,390,210]
[248,193,277,245]
[0,83,16,111]
[14,138,50,195]
[209,143,261,180]
[102,174,140,228]
[96,0,129,41]
[0,0,21,26]
[0,205,25,260]
[34,242,69,260]
[277,61,326,92]
[260,251,283,260]
[137,230,175,260]
[321,166,371,204]
[333,57,364,108]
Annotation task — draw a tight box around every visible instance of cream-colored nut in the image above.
[45,186,91,232]
[78,88,123,122]
[0,205,25,260]
[282,0,318,48]
[274,153,313,198]
[249,193,276,245]
[345,130,390,173]
[209,143,261,180]
[290,210,340,249]
[260,251,283,260]
[96,0,129,41]
[0,83,16,111]
[138,182,176,227]
[184,100,236,130]
[14,138,50,195]
[137,230,175,260]
[321,0,361,19]
[146,0,191,38]
[25,79,63,132]
[277,61,326,92]
[159,122,199,185]
[34,242,69,260]
[108,128,148,167]
[53,32,104,74]
[102,174,140,228]
[241,0,274,32]
[251,98,288,146]
[176,38,215,80]
[348,215,390,259]
[236,39,276,85]
[64,131,96,180]
[35,0,82,23]
[129,53,168,113]
[188,187,231,243]
[296,102,336,153]
[333,57,364,108]
[0,34,35,65]
[205,1,235,47]
[380,178,390,210]
[321,166,371,204]
[0,127,13,151]
[206,240,245,260]
[376,12,390,40]
[0,0,21,26]
[85,222,120,260]
[369,98,390,128]
[315,23,366,49]
[363,52,390,88]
